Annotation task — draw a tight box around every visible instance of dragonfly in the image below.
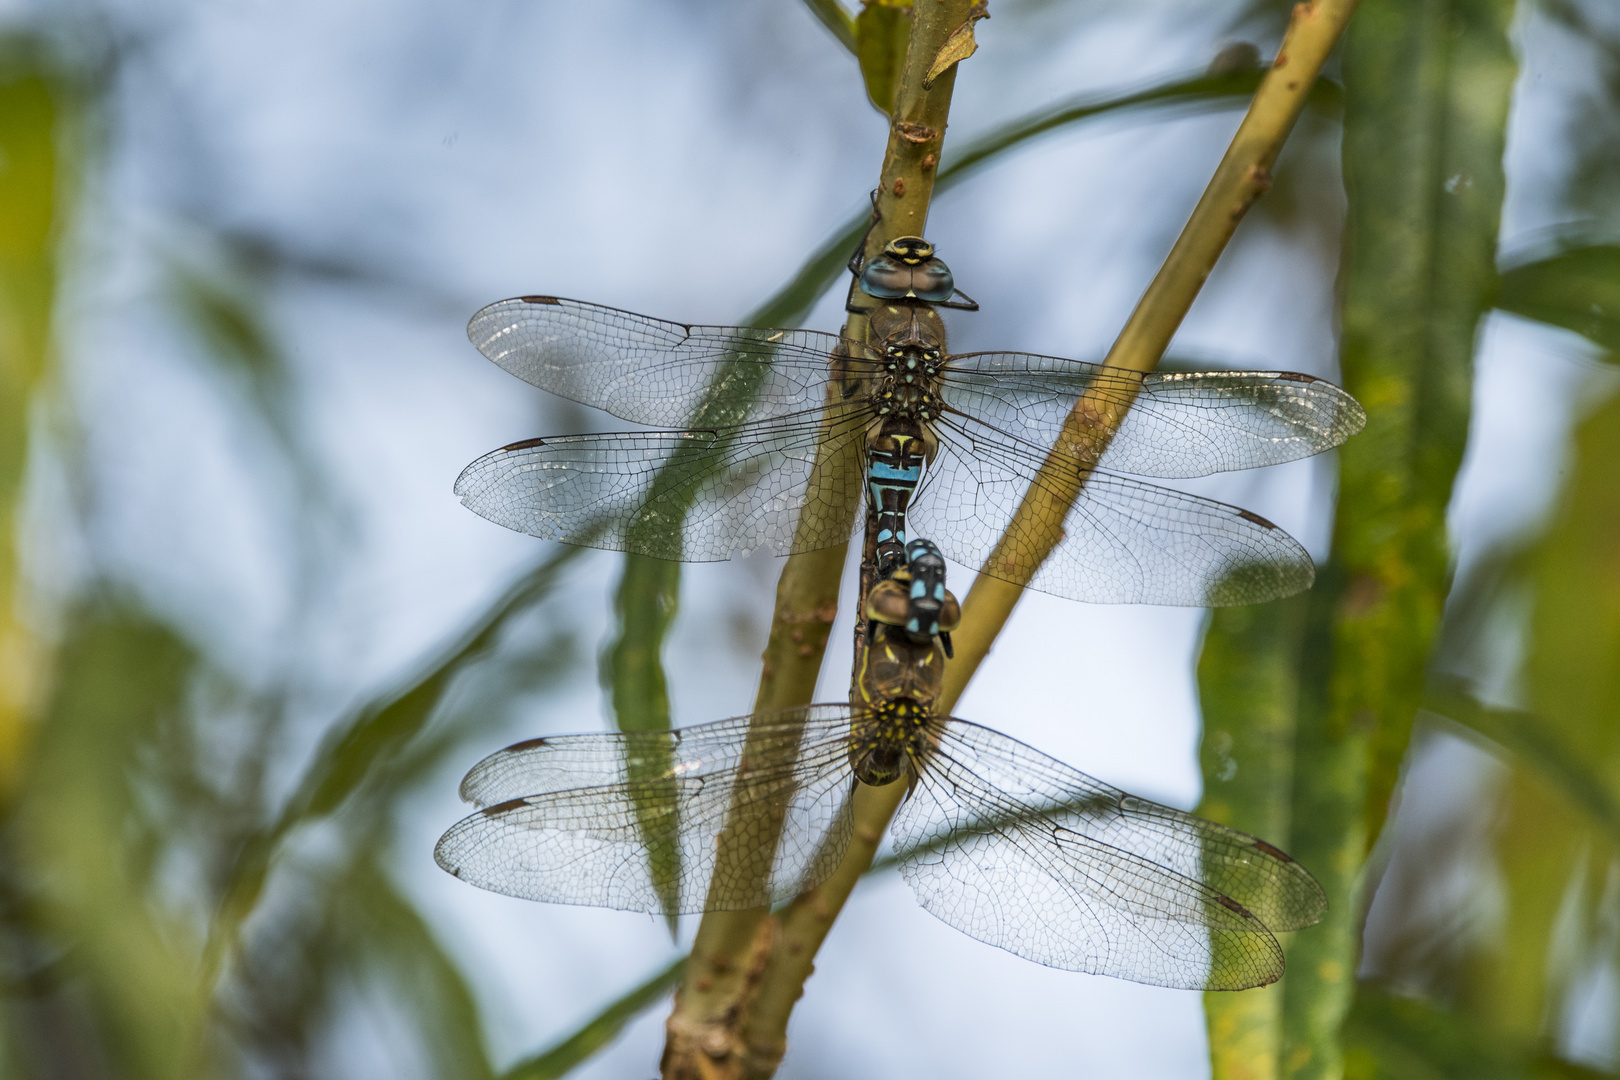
[453,239,1364,606]
[435,539,1327,990]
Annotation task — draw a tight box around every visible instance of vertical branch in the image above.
[662,4,981,1079]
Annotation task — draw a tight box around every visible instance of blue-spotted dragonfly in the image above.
[435,539,1326,989]
[454,241,1364,606]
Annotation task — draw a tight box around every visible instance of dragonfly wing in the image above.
[459,714,778,806]
[454,412,866,561]
[435,707,859,915]
[468,297,847,428]
[890,720,1312,990]
[912,419,1314,606]
[941,353,1365,478]
[924,720,1326,932]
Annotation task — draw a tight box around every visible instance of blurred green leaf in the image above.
[1524,389,1620,752]
[1279,1,1518,1077]
[1196,593,1309,1079]
[205,544,586,988]
[936,64,1313,189]
[1465,382,1620,1043]
[340,856,498,1080]
[1497,244,1620,356]
[605,554,683,928]
[802,0,857,56]
[751,63,1301,336]
[0,52,63,792]
[501,956,685,1080]
[18,602,209,1080]
[1343,984,1611,1080]
[855,0,910,114]
[169,264,280,386]
[1424,678,1620,847]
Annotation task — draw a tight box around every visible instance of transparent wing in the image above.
[435,707,859,915]
[940,354,1364,478]
[913,416,1314,606]
[892,719,1319,990]
[467,297,850,428]
[453,409,867,561]
[926,720,1325,932]
[459,714,790,807]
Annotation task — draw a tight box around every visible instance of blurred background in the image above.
[0,0,1616,1077]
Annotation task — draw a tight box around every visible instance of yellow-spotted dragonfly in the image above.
[454,242,1363,606]
[435,539,1325,989]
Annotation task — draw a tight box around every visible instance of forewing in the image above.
[435,707,859,914]
[467,297,846,428]
[891,720,1304,990]
[941,354,1365,478]
[459,714,779,807]
[454,411,866,561]
[911,418,1314,606]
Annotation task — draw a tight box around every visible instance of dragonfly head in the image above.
[860,238,956,304]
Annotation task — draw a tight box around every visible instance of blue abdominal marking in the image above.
[869,461,922,481]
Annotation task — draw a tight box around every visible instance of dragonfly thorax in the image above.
[873,344,944,421]
[847,698,935,787]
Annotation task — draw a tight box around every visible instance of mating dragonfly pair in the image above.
[436,237,1357,989]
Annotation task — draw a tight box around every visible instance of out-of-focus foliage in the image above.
[1197,0,1620,1077]
[0,52,61,795]
[1198,0,1518,1077]
[1427,387,1620,1067]
[856,0,912,114]
[1340,386,1620,1072]
[1498,245,1620,356]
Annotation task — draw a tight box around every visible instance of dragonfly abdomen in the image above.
[866,422,930,576]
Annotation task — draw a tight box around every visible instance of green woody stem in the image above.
[661,5,977,1077]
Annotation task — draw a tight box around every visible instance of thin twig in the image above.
[943,0,1361,704]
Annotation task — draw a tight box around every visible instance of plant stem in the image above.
[664,4,979,1079]
[943,0,1361,705]
[662,545,848,1076]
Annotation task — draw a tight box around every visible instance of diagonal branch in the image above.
[944,0,1361,701]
